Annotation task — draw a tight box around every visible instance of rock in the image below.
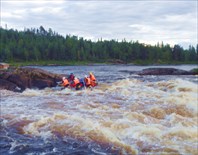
[0,63,9,70]
[0,67,62,92]
[119,67,197,75]
[136,68,194,75]
[0,79,21,92]
[6,72,30,91]
[31,78,55,89]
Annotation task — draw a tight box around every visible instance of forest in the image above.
[0,26,197,64]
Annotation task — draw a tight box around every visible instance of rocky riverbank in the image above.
[0,67,63,92]
[0,67,197,92]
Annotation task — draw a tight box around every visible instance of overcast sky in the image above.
[1,0,197,49]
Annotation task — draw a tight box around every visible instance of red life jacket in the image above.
[90,80,97,87]
[70,78,80,87]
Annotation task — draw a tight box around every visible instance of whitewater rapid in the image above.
[1,73,197,154]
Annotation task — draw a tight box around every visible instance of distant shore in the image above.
[5,60,198,67]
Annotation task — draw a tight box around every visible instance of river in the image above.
[0,65,197,155]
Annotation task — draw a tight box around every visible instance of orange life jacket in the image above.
[90,73,96,81]
[84,77,91,87]
[62,79,69,87]
[70,78,80,87]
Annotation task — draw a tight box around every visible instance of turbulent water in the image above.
[0,65,198,155]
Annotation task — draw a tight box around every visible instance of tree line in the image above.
[0,26,197,64]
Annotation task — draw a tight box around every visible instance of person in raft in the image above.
[60,77,70,88]
[84,72,98,89]
[68,75,82,91]
[84,75,91,88]
[68,73,75,81]
[89,72,98,87]
[67,73,81,90]
[62,72,98,90]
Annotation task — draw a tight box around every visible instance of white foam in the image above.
[1,77,198,154]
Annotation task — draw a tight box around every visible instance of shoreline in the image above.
[4,60,198,67]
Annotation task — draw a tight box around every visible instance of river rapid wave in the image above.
[0,65,198,155]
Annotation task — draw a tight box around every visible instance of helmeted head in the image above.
[69,73,75,80]
[62,77,66,80]
[89,72,93,75]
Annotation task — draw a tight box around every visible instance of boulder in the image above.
[136,68,195,75]
[0,79,21,92]
[0,67,62,92]
[119,67,197,75]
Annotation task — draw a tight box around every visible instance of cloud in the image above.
[1,0,197,48]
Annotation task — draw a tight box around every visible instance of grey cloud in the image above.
[1,0,197,48]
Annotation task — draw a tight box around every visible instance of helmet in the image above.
[69,73,74,77]
[62,77,66,80]
[89,72,92,75]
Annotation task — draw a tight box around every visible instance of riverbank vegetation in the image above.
[1,26,197,65]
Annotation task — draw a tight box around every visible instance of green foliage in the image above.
[191,68,198,74]
[0,26,197,64]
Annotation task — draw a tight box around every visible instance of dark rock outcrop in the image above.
[0,79,21,92]
[137,68,193,75]
[0,67,62,92]
[120,67,198,75]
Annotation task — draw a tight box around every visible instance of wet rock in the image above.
[0,79,21,92]
[136,68,195,75]
[0,67,62,92]
[119,67,197,75]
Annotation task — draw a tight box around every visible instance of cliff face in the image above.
[0,67,62,92]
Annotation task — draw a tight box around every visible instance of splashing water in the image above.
[0,65,197,154]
